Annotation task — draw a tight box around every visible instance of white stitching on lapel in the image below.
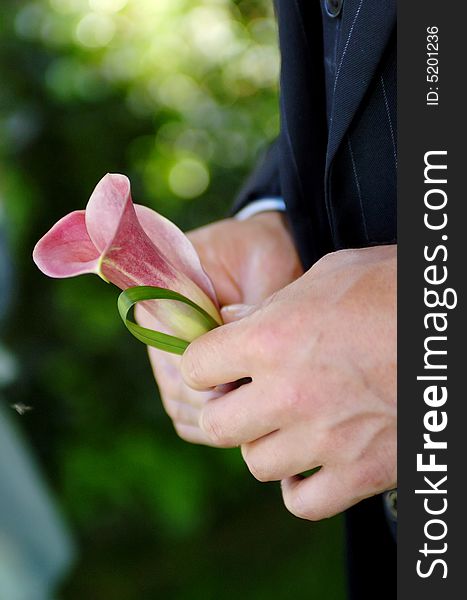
[380,74,397,168]
[332,0,365,101]
[347,135,369,241]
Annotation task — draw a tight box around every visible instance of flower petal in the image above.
[85,173,221,326]
[100,215,221,327]
[86,174,218,306]
[33,211,100,278]
[85,173,132,253]
[134,204,218,306]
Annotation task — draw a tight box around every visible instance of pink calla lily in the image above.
[33,173,221,341]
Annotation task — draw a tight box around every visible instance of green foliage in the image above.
[0,1,346,597]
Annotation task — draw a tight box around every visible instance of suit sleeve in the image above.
[231,140,282,215]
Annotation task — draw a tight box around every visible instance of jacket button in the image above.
[324,0,343,18]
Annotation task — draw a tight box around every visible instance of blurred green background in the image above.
[0,0,345,598]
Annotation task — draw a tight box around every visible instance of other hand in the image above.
[180,245,397,519]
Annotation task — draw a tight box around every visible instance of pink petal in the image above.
[33,173,222,339]
[33,211,100,278]
[85,174,221,324]
[85,173,132,253]
[135,204,218,306]
[97,199,177,290]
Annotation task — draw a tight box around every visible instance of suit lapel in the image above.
[326,0,396,172]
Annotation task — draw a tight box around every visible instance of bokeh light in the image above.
[75,12,116,47]
[12,0,280,203]
[168,157,210,198]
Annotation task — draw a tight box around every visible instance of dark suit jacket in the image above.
[235,2,397,598]
[236,0,396,270]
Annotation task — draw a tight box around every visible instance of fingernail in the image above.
[221,303,255,322]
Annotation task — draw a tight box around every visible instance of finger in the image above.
[173,423,220,447]
[136,305,217,408]
[150,347,219,409]
[241,429,321,482]
[180,321,252,390]
[221,304,256,324]
[147,346,182,396]
[199,382,280,447]
[187,226,243,307]
[281,467,364,521]
[136,304,182,391]
[163,398,201,426]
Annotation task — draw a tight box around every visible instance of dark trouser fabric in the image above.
[345,496,396,600]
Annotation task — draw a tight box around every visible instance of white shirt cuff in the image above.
[235,197,286,221]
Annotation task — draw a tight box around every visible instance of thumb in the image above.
[221,303,256,323]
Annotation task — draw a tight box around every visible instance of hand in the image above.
[180,245,397,519]
[138,212,302,445]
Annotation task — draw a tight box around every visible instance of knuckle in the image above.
[314,436,331,461]
[282,487,314,521]
[260,290,280,310]
[247,458,271,483]
[283,387,305,414]
[280,386,318,424]
[163,398,178,420]
[250,322,280,362]
[165,400,184,423]
[242,446,275,482]
[181,344,203,388]
[354,462,382,494]
[355,457,394,495]
[200,409,229,446]
[174,423,195,443]
[157,377,180,401]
